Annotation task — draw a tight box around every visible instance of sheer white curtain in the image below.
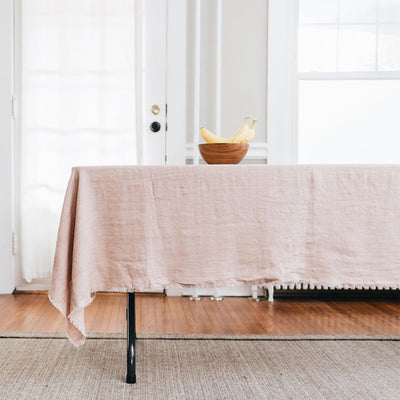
[21,0,137,281]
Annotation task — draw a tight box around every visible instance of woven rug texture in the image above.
[0,336,399,400]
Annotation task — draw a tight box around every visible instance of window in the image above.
[298,0,400,164]
[19,0,137,281]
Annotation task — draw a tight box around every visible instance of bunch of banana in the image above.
[200,116,258,144]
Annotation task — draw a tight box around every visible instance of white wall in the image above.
[0,0,15,293]
[186,0,268,146]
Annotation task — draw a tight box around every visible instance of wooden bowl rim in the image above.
[198,143,249,147]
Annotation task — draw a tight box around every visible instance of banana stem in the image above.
[250,119,258,129]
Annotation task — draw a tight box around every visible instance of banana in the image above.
[200,127,231,143]
[231,119,257,143]
[229,116,250,142]
[243,119,257,143]
[200,117,257,144]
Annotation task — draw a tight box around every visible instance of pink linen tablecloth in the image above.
[49,165,400,345]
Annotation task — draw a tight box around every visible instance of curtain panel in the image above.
[21,0,137,281]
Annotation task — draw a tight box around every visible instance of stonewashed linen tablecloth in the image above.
[49,165,400,346]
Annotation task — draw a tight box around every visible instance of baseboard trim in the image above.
[15,284,50,292]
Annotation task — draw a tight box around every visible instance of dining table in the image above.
[49,164,400,383]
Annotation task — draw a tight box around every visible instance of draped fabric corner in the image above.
[21,0,137,281]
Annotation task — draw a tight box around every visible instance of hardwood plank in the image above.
[85,295,101,332]
[292,301,339,334]
[261,300,313,335]
[5,294,49,331]
[201,298,230,333]
[31,296,64,332]
[138,295,158,333]
[0,293,399,336]
[326,301,379,334]
[156,296,175,334]
[167,296,188,334]
[243,300,285,334]
[180,297,207,333]
[115,294,127,333]
[251,301,294,335]
[223,298,256,334]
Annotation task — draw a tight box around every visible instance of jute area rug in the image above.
[0,333,399,400]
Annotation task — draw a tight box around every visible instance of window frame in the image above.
[267,0,400,164]
[267,0,299,164]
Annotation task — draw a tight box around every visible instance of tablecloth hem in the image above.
[94,280,400,293]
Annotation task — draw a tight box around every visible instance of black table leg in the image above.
[126,292,136,384]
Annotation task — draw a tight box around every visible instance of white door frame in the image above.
[0,0,15,294]
[136,0,168,165]
[267,0,298,164]
[136,0,187,167]
[166,0,187,165]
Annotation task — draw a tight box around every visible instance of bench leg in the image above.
[267,284,274,302]
[250,285,259,301]
[126,292,136,384]
[189,288,201,301]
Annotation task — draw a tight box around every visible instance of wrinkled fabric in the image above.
[49,165,400,345]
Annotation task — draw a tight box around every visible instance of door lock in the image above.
[150,121,161,132]
[151,104,160,115]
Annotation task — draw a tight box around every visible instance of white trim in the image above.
[299,21,400,27]
[16,283,50,292]
[140,0,167,165]
[165,285,265,297]
[299,71,400,80]
[266,0,298,164]
[215,0,222,136]
[375,0,380,72]
[192,0,201,165]
[13,0,27,290]
[135,0,145,165]
[0,0,15,293]
[166,0,186,165]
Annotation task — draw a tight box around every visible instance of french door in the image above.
[15,0,168,289]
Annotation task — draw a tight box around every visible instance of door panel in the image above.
[136,0,167,165]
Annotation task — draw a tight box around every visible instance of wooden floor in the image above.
[0,292,399,335]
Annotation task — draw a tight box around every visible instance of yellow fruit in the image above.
[229,116,250,142]
[242,119,257,143]
[200,127,231,143]
[231,119,257,143]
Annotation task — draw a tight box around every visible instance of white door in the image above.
[136,0,167,165]
[15,0,167,289]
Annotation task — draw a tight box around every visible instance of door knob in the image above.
[150,121,161,132]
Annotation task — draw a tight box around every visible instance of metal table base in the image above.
[126,292,136,384]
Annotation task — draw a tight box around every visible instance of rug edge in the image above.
[1,332,400,341]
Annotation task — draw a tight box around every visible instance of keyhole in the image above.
[150,121,161,132]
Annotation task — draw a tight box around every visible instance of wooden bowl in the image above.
[198,143,249,164]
